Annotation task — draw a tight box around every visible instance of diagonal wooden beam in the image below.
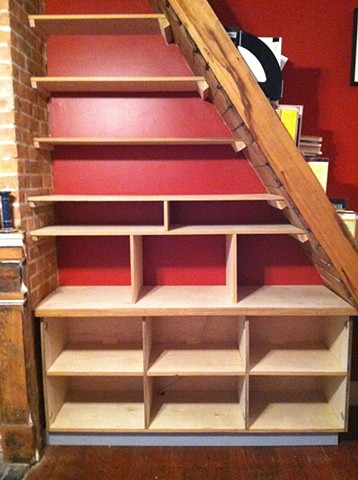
[151,0,358,308]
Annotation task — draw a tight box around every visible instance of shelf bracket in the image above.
[197,80,210,100]
[267,199,287,210]
[158,17,174,44]
[291,233,309,243]
[232,140,246,153]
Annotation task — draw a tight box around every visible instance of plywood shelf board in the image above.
[28,193,285,203]
[248,392,344,431]
[33,137,245,150]
[249,344,347,375]
[147,343,245,376]
[149,390,245,431]
[31,76,208,95]
[30,224,304,238]
[49,390,145,432]
[35,286,357,317]
[47,343,144,376]
[29,14,168,38]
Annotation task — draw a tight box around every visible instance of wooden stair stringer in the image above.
[150,0,358,308]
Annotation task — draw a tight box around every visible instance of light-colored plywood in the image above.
[34,286,357,317]
[30,224,305,238]
[28,193,285,203]
[130,235,143,304]
[29,14,168,38]
[226,234,237,303]
[33,137,243,149]
[249,376,346,431]
[47,343,144,376]
[49,391,145,432]
[42,318,68,369]
[31,76,209,96]
[149,390,245,431]
[46,377,67,428]
[147,343,244,375]
[250,344,347,375]
[249,393,344,432]
[163,200,170,231]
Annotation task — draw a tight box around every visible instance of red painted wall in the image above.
[210,0,358,210]
[46,0,351,287]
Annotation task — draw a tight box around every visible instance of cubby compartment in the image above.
[249,316,350,375]
[249,376,347,431]
[42,317,144,376]
[146,376,246,431]
[144,316,246,376]
[45,376,145,432]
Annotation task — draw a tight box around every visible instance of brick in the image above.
[0,143,17,157]
[0,126,16,140]
[0,12,10,26]
[0,0,10,10]
[0,158,18,173]
[0,44,11,61]
[0,173,18,189]
[0,62,13,76]
[0,110,15,124]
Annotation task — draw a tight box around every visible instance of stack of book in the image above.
[298,135,329,192]
[299,135,323,157]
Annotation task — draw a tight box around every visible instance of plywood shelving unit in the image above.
[30,9,356,437]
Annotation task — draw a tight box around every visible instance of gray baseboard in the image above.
[46,432,339,447]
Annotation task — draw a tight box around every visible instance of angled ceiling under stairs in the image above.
[149,0,358,309]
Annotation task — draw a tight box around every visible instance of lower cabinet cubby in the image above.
[40,314,351,433]
[249,316,349,375]
[146,376,247,431]
[46,376,145,432]
[144,316,246,376]
[248,376,347,431]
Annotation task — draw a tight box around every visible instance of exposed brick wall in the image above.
[0,0,59,461]
[0,0,58,306]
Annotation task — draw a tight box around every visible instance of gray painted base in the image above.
[46,432,339,447]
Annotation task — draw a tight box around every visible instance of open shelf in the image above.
[29,14,169,38]
[147,377,246,431]
[33,137,246,152]
[27,193,286,203]
[248,376,347,432]
[35,285,356,317]
[47,377,145,432]
[42,317,144,376]
[145,316,246,376]
[31,76,209,98]
[249,316,349,375]
[147,343,244,376]
[30,224,304,238]
[47,343,144,376]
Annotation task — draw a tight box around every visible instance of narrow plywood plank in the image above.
[130,236,143,304]
[226,234,237,303]
[147,343,244,376]
[31,76,208,95]
[149,391,245,431]
[34,286,356,317]
[33,137,243,148]
[29,14,168,37]
[30,224,304,238]
[250,344,347,376]
[28,193,285,203]
[47,343,144,376]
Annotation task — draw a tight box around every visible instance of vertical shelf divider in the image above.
[163,200,170,231]
[130,235,143,304]
[226,234,238,303]
[244,318,250,429]
[143,317,153,429]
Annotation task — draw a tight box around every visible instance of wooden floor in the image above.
[23,409,358,480]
